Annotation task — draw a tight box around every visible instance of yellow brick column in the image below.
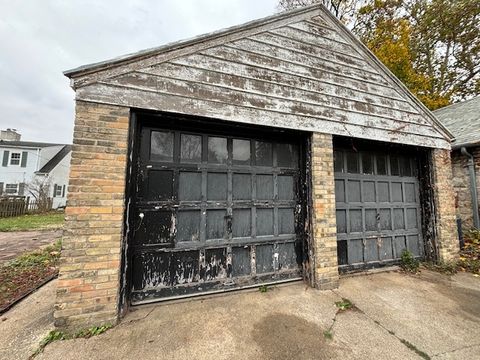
[311,133,339,289]
[54,101,130,331]
[432,149,460,261]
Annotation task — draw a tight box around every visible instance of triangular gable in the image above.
[66,4,453,149]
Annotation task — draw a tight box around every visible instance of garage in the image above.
[333,139,424,271]
[56,4,458,330]
[129,113,307,303]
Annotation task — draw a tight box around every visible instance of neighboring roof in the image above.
[37,145,72,174]
[0,140,64,149]
[434,96,480,149]
[64,3,454,148]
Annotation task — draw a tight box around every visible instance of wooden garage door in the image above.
[129,116,304,304]
[334,147,424,271]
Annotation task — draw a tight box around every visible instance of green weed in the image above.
[335,298,353,311]
[400,250,420,273]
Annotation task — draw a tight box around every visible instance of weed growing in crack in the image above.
[323,330,333,340]
[259,285,269,293]
[335,298,353,311]
[30,324,112,359]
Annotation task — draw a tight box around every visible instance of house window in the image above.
[55,185,63,197]
[5,184,18,195]
[9,152,21,166]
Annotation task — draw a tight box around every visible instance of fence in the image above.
[0,196,53,218]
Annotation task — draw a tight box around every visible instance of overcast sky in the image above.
[0,0,278,143]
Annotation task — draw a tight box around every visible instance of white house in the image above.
[0,130,72,209]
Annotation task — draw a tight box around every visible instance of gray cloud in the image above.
[0,0,277,143]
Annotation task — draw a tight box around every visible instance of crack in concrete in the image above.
[333,289,431,359]
[431,342,480,358]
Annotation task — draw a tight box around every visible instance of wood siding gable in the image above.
[68,5,452,149]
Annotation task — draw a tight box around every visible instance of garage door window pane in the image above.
[346,152,359,173]
[177,211,200,242]
[362,153,374,174]
[400,157,412,177]
[181,134,202,162]
[151,131,174,162]
[277,143,296,168]
[334,151,344,173]
[390,156,400,176]
[233,139,250,165]
[206,210,226,239]
[376,155,387,175]
[255,141,273,166]
[208,137,228,164]
[257,209,274,236]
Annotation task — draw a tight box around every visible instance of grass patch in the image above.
[0,212,64,232]
[0,240,61,311]
[31,325,112,358]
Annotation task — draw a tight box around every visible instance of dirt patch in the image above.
[0,242,60,312]
[252,313,336,360]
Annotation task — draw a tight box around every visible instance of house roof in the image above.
[433,96,480,149]
[0,140,64,149]
[63,3,454,148]
[37,145,72,174]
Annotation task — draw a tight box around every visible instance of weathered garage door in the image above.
[334,144,424,271]
[129,115,304,303]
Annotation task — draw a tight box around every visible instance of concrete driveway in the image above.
[1,269,479,360]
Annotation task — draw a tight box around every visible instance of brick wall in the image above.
[451,147,480,229]
[432,149,460,261]
[310,133,339,289]
[54,101,130,331]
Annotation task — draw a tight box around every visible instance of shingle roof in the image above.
[434,96,480,149]
[37,145,72,174]
[0,140,64,148]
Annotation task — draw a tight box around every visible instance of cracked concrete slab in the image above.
[0,281,55,360]
[2,269,479,359]
[338,270,480,358]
